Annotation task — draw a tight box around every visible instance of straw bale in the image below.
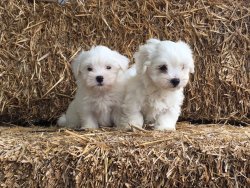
[0,122,249,187]
[0,0,249,124]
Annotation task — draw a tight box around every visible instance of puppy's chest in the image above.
[91,94,119,113]
[142,96,166,113]
[142,93,175,120]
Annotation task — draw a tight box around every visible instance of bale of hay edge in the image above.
[0,123,249,187]
[0,0,249,124]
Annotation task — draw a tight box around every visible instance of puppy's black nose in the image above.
[170,78,180,87]
[96,76,104,83]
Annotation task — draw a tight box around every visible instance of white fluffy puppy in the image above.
[116,39,194,130]
[58,45,129,129]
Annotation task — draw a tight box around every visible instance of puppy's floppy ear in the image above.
[189,62,195,74]
[71,51,87,79]
[113,51,130,71]
[134,38,160,74]
[177,41,195,74]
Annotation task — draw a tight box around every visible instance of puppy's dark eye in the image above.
[182,65,185,70]
[87,67,93,71]
[106,66,111,70]
[159,65,168,73]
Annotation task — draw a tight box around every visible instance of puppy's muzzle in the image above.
[96,76,104,85]
[170,78,180,87]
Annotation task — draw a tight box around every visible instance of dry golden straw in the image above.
[0,123,249,187]
[0,1,249,187]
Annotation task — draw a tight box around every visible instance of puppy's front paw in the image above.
[117,123,133,131]
[117,123,146,131]
[81,124,98,129]
[117,114,144,130]
[81,119,98,129]
[154,123,176,131]
[154,113,178,131]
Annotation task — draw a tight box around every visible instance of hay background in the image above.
[0,123,249,187]
[0,0,249,124]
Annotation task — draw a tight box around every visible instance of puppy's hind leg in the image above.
[57,114,67,127]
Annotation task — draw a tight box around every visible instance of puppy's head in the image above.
[72,46,129,90]
[134,39,194,90]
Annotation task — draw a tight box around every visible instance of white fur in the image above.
[58,46,130,129]
[115,39,195,131]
